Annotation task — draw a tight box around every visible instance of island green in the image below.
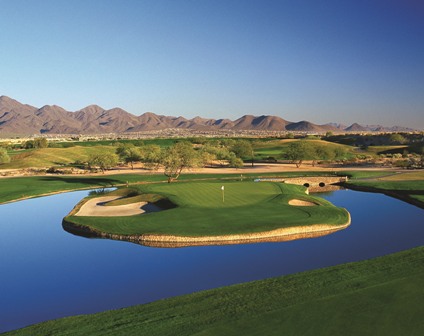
[63,181,349,240]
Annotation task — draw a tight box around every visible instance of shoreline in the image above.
[341,182,424,210]
[62,212,351,248]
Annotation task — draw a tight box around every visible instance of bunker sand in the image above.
[288,199,318,206]
[75,196,147,217]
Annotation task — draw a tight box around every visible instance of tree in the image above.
[228,153,244,168]
[0,148,10,164]
[199,150,216,167]
[116,143,142,169]
[140,144,162,169]
[231,140,253,167]
[283,141,314,168]
[334,147,348,160]
[389,133,407,145]
[201,143,231,166]
[88,152,118,173]
[23,137,48,149]
[311,145,335,166]
[160,142,200,182]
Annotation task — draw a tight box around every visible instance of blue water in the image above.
[0,189,423,333]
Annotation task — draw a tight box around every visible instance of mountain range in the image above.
[0,95,415,135]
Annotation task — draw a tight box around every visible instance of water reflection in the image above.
[308,184,344,193]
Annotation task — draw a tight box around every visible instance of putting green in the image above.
[63,181,350,245]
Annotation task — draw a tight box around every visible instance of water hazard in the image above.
[0,189,423,332]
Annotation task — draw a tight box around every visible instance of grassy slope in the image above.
[0,174,163,204]
[350,180,424,191]
[66,181,349,236]
[254,139,355,160]
[7,246,424,336]
[3,146,116,169]
[344,170,424,207]
[366,145,408,155]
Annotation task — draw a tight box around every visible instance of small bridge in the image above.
[283,176,348,189]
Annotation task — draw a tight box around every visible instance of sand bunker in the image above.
[75,196,147,217]
[288,199,318,206]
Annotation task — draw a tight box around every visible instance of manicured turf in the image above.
[6,246,424,336]
[65,181,349,236]
[378,171,424,181]
[347,179,424,191]
[339,170,398,180]
[0,174,164,204]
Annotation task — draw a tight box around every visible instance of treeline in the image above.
[283,141,350,168]
[325,132,424,150]
[87,139,254,182]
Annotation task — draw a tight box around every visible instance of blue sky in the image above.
[1,0,423,128]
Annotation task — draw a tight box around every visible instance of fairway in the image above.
[64,181,350,241]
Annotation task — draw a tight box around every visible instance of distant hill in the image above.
[0,95,416,135]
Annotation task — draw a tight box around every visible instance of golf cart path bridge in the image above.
[283,176,348,188]
[255,176,348,190]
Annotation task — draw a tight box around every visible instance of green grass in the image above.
[2,146,116,169]
[347,179,424,191]
[0,171,344,205]
[337,170,397,180]
[65,181,349,237]
[253,139,355,160]
[344,175,424,208]
[378,171,424,181]
[411,195,424,202]
[366,145,408,155]
[7,246,424,336]
[0,174,165,204]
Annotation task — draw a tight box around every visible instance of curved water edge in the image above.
[62,183,350,248]
[1,188,423,333]
[340,182,424,210]
[63,218,350,248]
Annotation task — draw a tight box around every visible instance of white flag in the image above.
[221,186,224,190]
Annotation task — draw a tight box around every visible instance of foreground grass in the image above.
[7,246,424,336]
[65,181,349,237]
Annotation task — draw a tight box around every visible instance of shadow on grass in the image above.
[343,183,424,209]
[40,176,123,187]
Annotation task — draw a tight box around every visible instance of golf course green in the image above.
[63,181,350,246]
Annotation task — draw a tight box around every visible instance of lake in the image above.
[1,189,423,333]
